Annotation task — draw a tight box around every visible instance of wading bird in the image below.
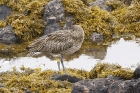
[27,25,84,71]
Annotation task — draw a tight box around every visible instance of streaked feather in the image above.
[27,25,84,56]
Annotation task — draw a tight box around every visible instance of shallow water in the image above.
[0,38,140,72]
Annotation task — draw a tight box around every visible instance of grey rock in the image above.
[134,65,140,79]
[72,78,112,93]
[0,26,18,44]
[72,78,140,93]
[26,90,32,93]
[89,0,113,11]
[107,75,125,80]
[89,0,132,11]
[90,32,103,42]
[108,79,140,93]
[124,0,132,5]
[0,4,12,20]
[0,83,6,88]
[52,74,82,83]
[43,0,73,35]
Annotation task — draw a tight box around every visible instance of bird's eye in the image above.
[71,26,75,31]
[72,28,75,31]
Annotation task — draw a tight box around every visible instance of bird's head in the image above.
[71,25,84,32]
[71,25,84,37]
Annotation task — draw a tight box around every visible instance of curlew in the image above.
[27,25,84,71]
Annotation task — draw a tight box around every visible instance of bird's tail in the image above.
[27,52,35,57]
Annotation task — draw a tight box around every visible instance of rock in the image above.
[90,32,103,42]
[51,74,82,83]
[107,75,125,80]
[72,78,140,93]
[124,0,132,5]
[108,79,140,93]
[26,90,32,93]
[89,0,113,11]
[134,65,140,79]
[0,26,18,44]
[89,0,132,12]
[72,78,112,93]
[0,4,12,20]
[43,0,73,35]
[0,83,6,88]
[107,0,132,6]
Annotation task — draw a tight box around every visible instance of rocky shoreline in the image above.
[0,63,139,93]
[0,0,140,93]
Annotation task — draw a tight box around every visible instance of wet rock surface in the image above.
[43,0,73,35]
[134,65,140,79]
[0,26,18,44]
[51,74,83,83]
[0,4,12,20]
[72,77,140,93]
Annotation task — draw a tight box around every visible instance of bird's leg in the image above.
[55,58,61,71]
[60,55,65,71]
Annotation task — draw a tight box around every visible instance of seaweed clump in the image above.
[0,0,50,58]
[0,69,72,93]
[107,0,140,37]
[89,62,134,79]
[0,67,90,93]
[62,0,140,40]
[0,41,30,59]
[0,63,135,92]
[62,0,117,40]
[0,87,10,93]
[0,0,50,41]
[80,0,95,5]
[0,20,6,27]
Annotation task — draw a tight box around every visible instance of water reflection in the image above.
[0,37,140,72]
[65,41,108,61]
[103,38,140,68]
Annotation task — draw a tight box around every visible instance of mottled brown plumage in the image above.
[27,25,84,70]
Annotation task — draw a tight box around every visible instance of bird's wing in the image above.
[43,31,74,54]
[27,30,74,54]
[27,34,49,52]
